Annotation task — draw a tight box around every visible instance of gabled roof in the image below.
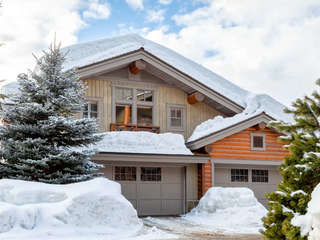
[2,34,292,121]
[186,111,279,150]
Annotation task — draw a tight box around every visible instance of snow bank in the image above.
[292,184,320,239]
[0,178,142,236]
[184,187,267,233]
[81,131,193,155]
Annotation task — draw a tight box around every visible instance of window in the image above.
[141,167,161,181]
[113,87,154,126]
[167,104,186,131]
[231,169,248,182]
[252,169,268,183]
[251,133,266,150]
[83,101,98,119]
[115,167,136,181]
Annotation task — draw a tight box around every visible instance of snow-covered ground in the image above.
[0,179,265,240]
[292,183,320,240]
[78,131,193,155]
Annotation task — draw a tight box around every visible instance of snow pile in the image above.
[83,131,193,155]
[188,93,293,142]
[184,187,267,233]
[0,178,142,236]
[292,183,320,239]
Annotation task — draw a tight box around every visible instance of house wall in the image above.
[83,67,221,139]
[200,126,289,196]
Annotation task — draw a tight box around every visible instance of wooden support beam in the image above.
[187,92,205,105]
[123,106,131,125]
[129,60,146,75]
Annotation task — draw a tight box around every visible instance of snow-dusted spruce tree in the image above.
[0,43,103,184]
[262,79,320,239]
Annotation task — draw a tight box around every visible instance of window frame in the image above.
[250,133,266,151]
[114,166,137,181]
[252,169,269,183]
[140,167,161,182]
[81,97,102,129]
[166,104,186,132]
[230,168,249,182]
[112,86,156,126]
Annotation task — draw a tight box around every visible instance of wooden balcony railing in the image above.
[110,123,160,133]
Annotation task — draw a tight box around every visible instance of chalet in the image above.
[2,34,291,216]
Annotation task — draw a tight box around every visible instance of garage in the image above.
[94,152,208,216]
[213,163,282,207]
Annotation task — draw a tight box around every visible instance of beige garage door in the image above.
[214,164,281,207]
[101,165,185,216]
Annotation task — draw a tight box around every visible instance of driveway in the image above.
[142,217,264,240]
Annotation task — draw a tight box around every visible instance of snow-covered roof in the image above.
[62,34,249,107]
[188,94,292,143]
[82,131,193,155]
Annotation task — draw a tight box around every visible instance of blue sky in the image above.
[77,0,205,43]
[1,0,320,106]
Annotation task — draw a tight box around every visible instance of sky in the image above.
[1,0,320,106]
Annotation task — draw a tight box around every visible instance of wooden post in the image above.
[187,92,205,105]
[123,106,131,124]
[129,60,146,75]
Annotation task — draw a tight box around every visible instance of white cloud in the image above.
[0,0,112,86]
[145,0,320,106]
[146,9,165,23]
[83,0,111,19]
[158,0,172,5]
[125,0,144,10]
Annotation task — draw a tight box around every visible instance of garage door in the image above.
[101,165,185,216]
[214,164,281,207]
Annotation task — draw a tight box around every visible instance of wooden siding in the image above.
[83,68,221,139]
[208,127,289,161]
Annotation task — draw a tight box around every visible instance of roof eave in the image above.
[76,49,244,115]
[186,112,279,150]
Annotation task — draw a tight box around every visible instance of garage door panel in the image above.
[121,183,137,199]
[161,183,182,199]
[162,167,182,183]
[138,184,161,199]
[161,200,182,215]
[139,200,162,216]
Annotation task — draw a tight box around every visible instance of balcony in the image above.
[110,123,160,134]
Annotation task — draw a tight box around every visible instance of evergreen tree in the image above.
[0,43,103,184]
[262,79,320,239]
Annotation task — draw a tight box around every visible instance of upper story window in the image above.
[113,86,154,126]
[83,101,98,119]
[167,104,186,131]
[251,133,266,151]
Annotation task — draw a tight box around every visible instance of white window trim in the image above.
[166,104,186,132]
[112,85,156,125]
[251,133,266,151]
[81,97,103,130]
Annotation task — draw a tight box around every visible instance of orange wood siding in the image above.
[208,126,289,160]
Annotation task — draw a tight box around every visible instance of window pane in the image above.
[115,87,133,101]
[115,167,136,181]
[170,107,183,128]
[91,112,98,118]
[252,169,268,182]
[141,167,161,182]
[231,168,248,182]
[137,106,152,126]
[171,118,182,127]
[91,103,98,112]
[137,89,153,102]
[116,105,132,124]
[253,136,264,148]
